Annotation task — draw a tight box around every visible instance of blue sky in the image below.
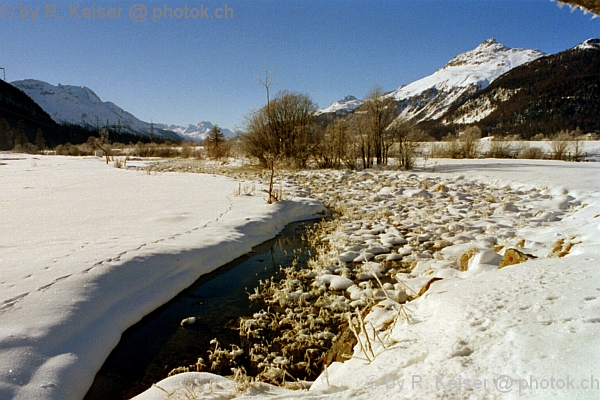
[1,0,598,130]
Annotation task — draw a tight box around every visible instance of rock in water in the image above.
[180,317,196,326]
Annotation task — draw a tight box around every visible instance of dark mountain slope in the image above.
[443,39,600,138]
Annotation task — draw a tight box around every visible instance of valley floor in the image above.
[1,152,599,400]
[136,156,600,400]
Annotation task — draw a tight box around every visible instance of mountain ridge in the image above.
[10,80,233,142]
[440,38,600,137]
[317,39,545,124]
[155,121,235,141]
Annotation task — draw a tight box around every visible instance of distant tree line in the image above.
[0,117,174,152]
[239,86,428,170]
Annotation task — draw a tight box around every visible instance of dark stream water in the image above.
[84,220,317,400]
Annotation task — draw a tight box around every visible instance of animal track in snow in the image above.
[37,274,72,292]
[0,292,30,312]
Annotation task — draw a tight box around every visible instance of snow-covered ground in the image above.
[472,139,600,162]
[134,157,600,400]
[1,153,599,400]
[0,154,325,400]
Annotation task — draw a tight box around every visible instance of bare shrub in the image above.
[486,138,513,158]
[132,143,180,158]
[570,136,587,162]
[458,126,481,158]
[516,143,546,159]
[428,142,447,158]
[180,143,193,159]
[55,142,93,156]
[13,142,39,154]
[390,124,424,170]
[431,127,481,159]
[438,135,462,158]
[206,139,232,160]
[550,132,572,161]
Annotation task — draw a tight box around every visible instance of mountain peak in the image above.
[387,40,544,122]
[574,38,600,51]
[443,39,520,69]
[316,95,362,115]
[476,38,503,49]
[156,122,234,141]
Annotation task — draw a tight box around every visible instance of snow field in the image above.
[0,154,325,400]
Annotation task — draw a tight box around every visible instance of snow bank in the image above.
[0,154,325,400]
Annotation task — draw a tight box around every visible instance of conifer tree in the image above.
[206,125,225,158]
[0,118,11,151]
[35,128,46,152]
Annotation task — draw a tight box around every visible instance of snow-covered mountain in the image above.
[388,39,545,123]
[155,121,235,142]
[316,95,363,116]
[315,40,544,124]
[11,79,236,142]
[574,37,600,51]
[11,79,182,140]
[442,38,600,136]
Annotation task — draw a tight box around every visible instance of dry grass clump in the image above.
[417,277,443,296]
[498,248,535,268]
[548,236,580,258]
[459,248,478,271]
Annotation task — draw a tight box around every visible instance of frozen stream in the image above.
[84,220,318,399]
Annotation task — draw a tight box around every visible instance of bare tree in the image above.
[314,118,360,169]
[240,90,318,168]
[94,129,111,164]
[389,121,424,170]
[571,134,587,162]
[258,67,274,109]
[351,86,398,168]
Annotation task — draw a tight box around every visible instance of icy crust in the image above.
[134,158,600,400]
[0,154,326,400]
